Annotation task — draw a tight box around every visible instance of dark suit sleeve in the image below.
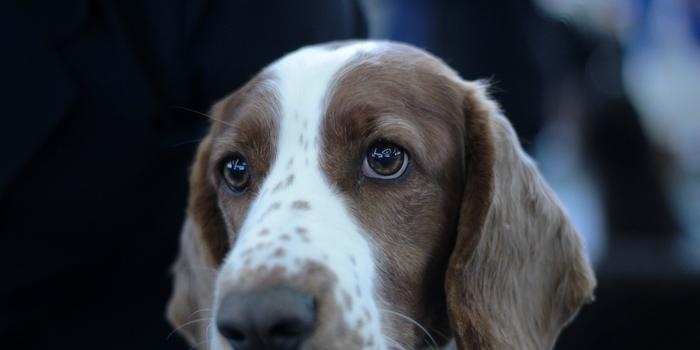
[0,1,365,349]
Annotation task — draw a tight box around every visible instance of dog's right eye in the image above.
[362,141,409,180]
[221,155,250,193]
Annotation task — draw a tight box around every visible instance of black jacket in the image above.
[0,1,365,348]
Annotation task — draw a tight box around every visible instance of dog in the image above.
[166,40,595,350]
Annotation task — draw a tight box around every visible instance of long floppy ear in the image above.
[445,81,596,350]
[166,216,217,345]
[166,124,229,345]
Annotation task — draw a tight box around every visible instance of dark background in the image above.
[1,0,699,349]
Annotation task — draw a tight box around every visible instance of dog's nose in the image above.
[216,286,316,350]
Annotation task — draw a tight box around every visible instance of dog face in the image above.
[167,41,595,350]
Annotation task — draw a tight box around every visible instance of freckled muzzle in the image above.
[214,258,371,350]
[210,171,386,349]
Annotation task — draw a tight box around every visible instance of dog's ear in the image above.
[445,81,596,350]
[166,217,217,346]
[167,104,231,345]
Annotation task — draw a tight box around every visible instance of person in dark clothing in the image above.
[0,1,365,349]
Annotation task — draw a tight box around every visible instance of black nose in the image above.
[216,286,316,350]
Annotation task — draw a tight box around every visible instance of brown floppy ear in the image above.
[166,216,217,345]
[445,81,596,350]
[167,112,230,344]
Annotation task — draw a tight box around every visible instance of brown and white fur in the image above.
[166,41,596,350]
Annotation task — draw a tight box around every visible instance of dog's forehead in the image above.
[213,41,457,131]
[266,41,381,116]
[212,42,382,147]
[266,41,453,94]
[271,41,379,81]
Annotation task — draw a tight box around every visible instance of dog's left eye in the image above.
[362,141,409,179]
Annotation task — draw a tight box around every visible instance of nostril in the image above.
[218,323,246,342]
[270,319,308,337]
[217,320,251,349]
[217,292,256,350]
[216,286,316,350]
[268,315,314,348]
[263,290,315,349]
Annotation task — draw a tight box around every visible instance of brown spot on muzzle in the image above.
[291,200,311,210]
[342,290,354,310]
[258,201,282,220]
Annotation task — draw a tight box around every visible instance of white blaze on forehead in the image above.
[216,42,386,349]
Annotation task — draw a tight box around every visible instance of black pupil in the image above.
[225,158,248,185]
[368,144,403,175]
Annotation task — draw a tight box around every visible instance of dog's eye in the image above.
[362,141,409,179]
[221,155,250,192]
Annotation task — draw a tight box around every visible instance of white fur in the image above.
[212,43,387,350]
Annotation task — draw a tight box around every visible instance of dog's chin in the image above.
[207,338,359,350]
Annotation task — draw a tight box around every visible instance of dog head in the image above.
[166,41,595,350]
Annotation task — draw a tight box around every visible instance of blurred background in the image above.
[1,0,698,349]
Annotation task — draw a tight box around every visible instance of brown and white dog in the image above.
[166,41,595,350]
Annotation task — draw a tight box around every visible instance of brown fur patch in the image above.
[291,200,311,210]
[320,44,466,347]
[187,71,280,266]
[342,290,353,310]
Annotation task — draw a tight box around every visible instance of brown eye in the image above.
[362,141,409,179]
[222,155,250,193]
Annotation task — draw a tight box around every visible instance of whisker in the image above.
[206,322,213,340]
[427,327,449,344]
[171,105,236,128]
[192,323,214,350]
[383,335,410,350]
[171,105,214,120]
[189,337,209,350]
[171,137,205,148]
[166,317,210,340]
[187,308,213,319]
[380,308,439,350]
